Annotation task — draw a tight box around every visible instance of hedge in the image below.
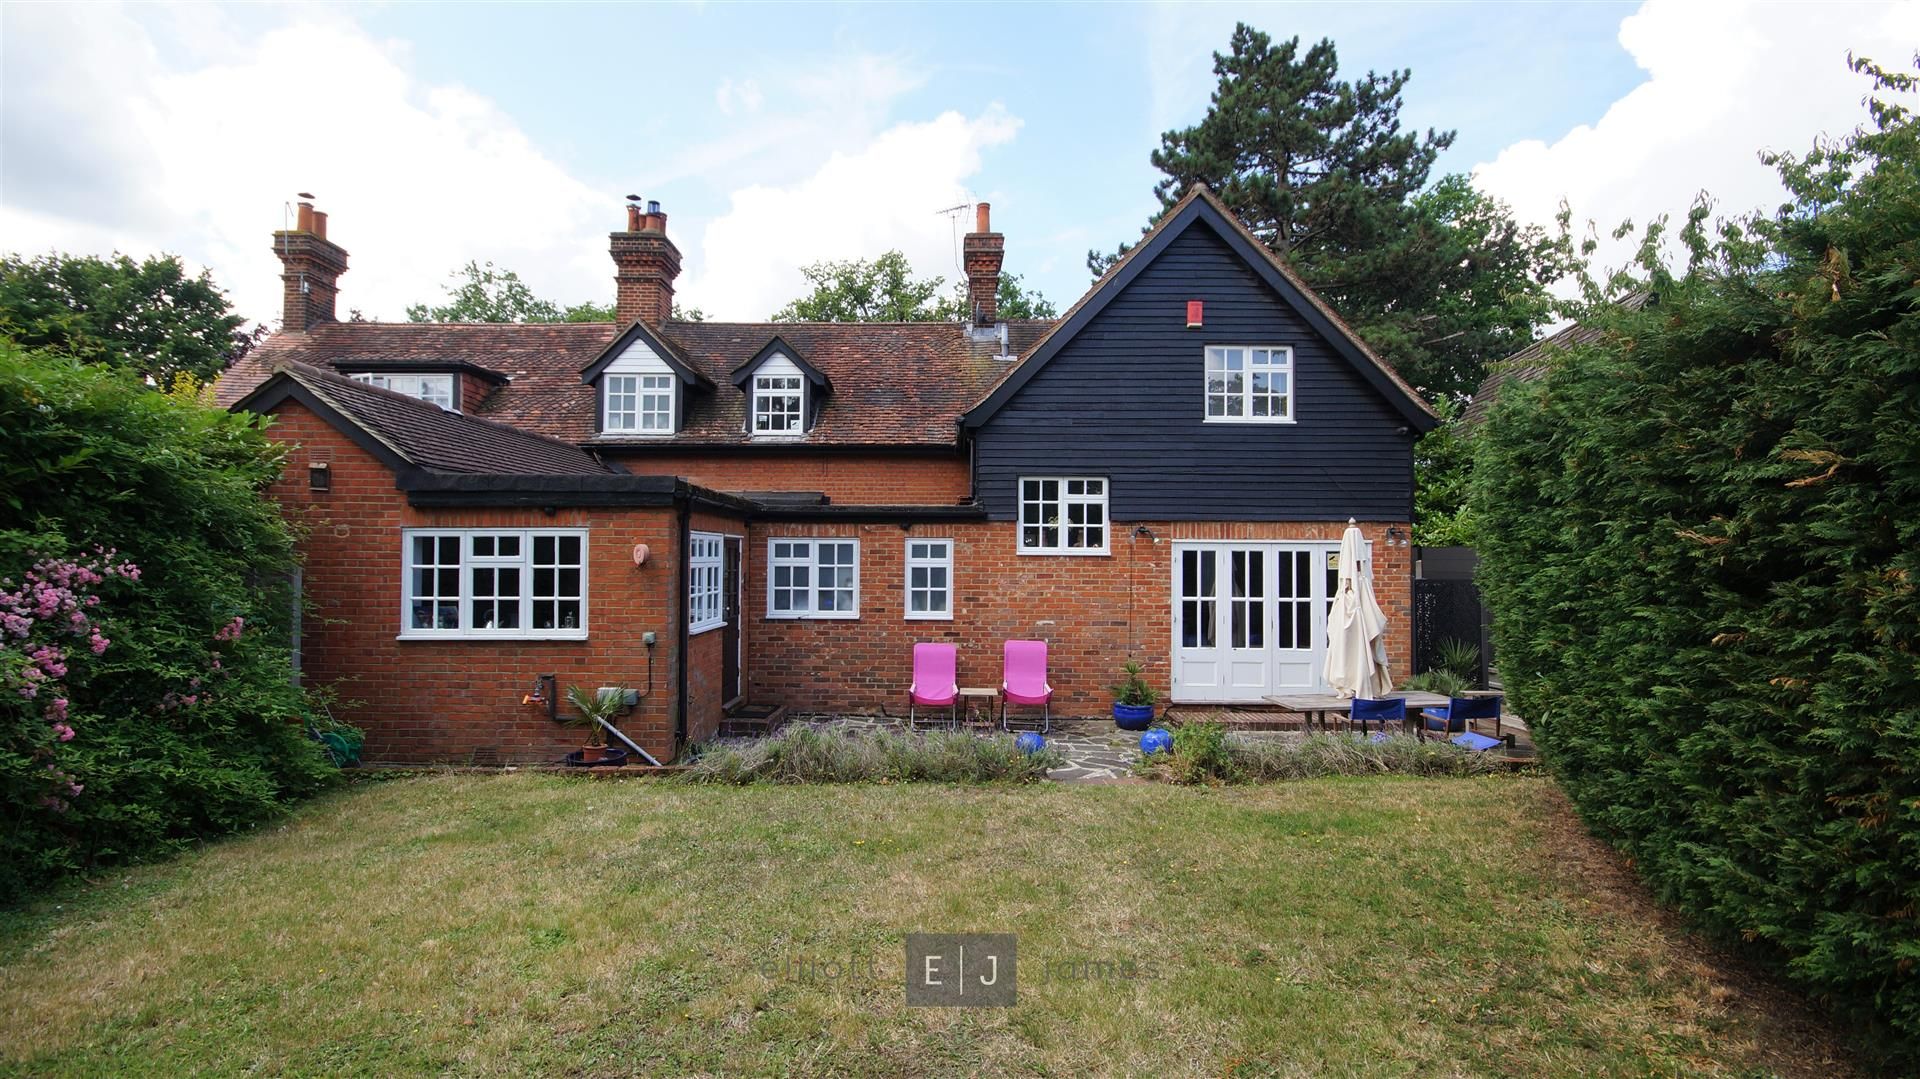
[0,344,339,901]
[1471,62,1920,1064]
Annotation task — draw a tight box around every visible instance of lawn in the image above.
[0,774,1855,1077]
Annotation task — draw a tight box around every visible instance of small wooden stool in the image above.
[957,687,999,729]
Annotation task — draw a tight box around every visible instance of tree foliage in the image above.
[1098,25,1568,400]
[1412,396,1474,546]
[771,250,1055,322]
[1470,57,1920,1065]
[0,343,338,900]
[404,261,706,323]
[0,252,252,387]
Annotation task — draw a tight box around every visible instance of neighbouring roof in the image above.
[232,360,618,476]
[1461,292,1653,428]
[216,320,1051,448]
[964,184,1439,433]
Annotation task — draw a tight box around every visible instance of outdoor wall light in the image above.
[632,543,650,567]
[1385,526,1409,547]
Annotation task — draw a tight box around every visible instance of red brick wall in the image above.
[742,520,1413,717]
[459,373,494,414]
[264,402,688,764]
[606,451,969,505]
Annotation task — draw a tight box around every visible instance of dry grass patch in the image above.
[0,774,1858,1077]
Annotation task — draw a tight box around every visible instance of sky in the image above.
[2,1,1915,329]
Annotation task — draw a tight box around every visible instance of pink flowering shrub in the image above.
[2,347,348,901]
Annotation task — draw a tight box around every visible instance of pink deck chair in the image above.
[999,639,1053,733]
[908,643,959,729]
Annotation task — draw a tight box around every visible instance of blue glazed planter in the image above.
[1140,728,1174,755]
[1016,732,1047,755]
[1113,702,1156,730]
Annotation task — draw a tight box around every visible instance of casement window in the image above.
[400,529,587,639]
[688,532,725,633]
[904,539,953,620]
[1019,478,1109,555]
[767,538,858,618]
[351,372,456,410]
[752,373,804,434]
[604,373,675,433]
[1204,346,1294,422]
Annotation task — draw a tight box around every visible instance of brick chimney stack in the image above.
[611,199,681,325]
[962,201,1004,328]
[271,200,349,332]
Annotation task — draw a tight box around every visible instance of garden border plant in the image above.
[679,724,1063,785]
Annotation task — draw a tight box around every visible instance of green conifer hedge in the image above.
[1472,60,1920,1063]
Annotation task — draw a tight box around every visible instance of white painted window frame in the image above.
[688,532,725,634]
[351,372,457,411]
[1017,477,1110,556]
[1203,345,1295,424]
[399,528,589,640]
[904,538,954,621]
[752,373,805,435]
[766,538,859,619]
[604,372,676,434]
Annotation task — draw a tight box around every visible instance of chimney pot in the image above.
[626,204,642,231]
[311,210,327,240]
[975,202,991,233]
[296,201,315,232]
[648,200,661,214]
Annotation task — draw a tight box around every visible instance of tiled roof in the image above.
[216,319,1053,447]
[1461,292,1653,428]
[235,360,617,475]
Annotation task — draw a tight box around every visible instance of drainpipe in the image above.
[673,490,692,755]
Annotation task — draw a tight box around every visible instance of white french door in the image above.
[1172,542,1343,703]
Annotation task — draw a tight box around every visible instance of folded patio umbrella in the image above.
[1324,520,1394,699]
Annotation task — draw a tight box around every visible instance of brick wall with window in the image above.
[743,519,1412,717]
[263,400,686,764]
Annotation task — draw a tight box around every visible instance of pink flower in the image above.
[45,697,69,722]
[52,723,75,742]
[181,695,198,706]
[90,634,109,655]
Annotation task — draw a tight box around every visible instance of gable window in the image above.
[1204,346,1293,422]
[753,374,804,434]
[352,372,455,410]
[905,539,953,620]
[689,532,724,633]
[767,538,858,619]
[604,373,675,433]
[401,529,586,639]
[1019,478,1108,555]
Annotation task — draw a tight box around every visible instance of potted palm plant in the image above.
[564,685,629,767]
[1110,660,1160,731]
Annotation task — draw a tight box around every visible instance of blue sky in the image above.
[3,1,1913,325]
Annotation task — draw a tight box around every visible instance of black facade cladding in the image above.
[971,217,1418,523]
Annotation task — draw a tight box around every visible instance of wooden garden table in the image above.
[1260,691,1450,733]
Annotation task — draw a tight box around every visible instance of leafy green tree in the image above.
[1098,24,1568,399]
[0,343,339,899]
[1411,396,1473,546]
[0,253,249,387]
[1470,57,1920,1066]
[409,263,706,323]
[772,250,1053,322]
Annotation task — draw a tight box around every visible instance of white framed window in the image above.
[689,532,724,634]
[605,373,675,433]
[905,539,952,620]
[1204,346,1294,422]
[400,529,587,639]
[1019,478,1109,555]
[767,538,858,619]
[352,372,456,411]
[753,373,804,434]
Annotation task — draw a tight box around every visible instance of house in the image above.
[215,187,1437,764]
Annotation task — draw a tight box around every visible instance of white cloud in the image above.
[0,4,609,325]
[1472,0,1920,280]
[715,78,764,116]
[678,107,1022,320]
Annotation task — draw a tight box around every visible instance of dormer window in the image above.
[605,373,675,433]
[753,373,804,434]
[350,372,454,410]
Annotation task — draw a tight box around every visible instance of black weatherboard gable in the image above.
[962,188,1436,433]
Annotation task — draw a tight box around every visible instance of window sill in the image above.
[690,621,725,636]
[1202,416,1296,425]
[766,612,860,621]
[904,612,954,621]
[1017,548,1111,557]
[593,431,677,440]
[397,631,590,642]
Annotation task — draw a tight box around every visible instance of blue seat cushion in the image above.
[1451,731,1502,752]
